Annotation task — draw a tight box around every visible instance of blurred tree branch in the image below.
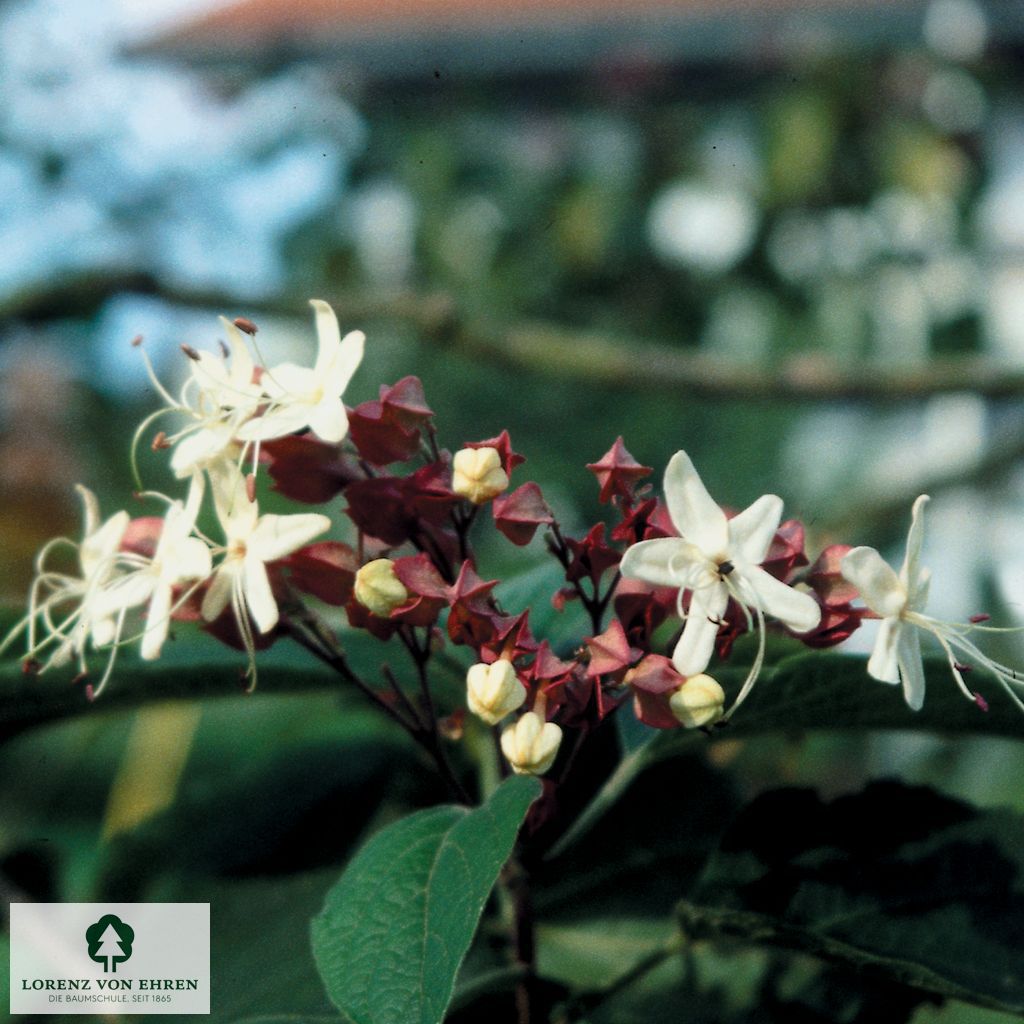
[6,274,1024,402]
[823,429,1024,539]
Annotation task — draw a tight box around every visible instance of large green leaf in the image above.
[310,775,541,1024]
[550,651,1024,857]
[682,781,1024,1014]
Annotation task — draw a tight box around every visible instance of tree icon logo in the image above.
[85,914,135,973]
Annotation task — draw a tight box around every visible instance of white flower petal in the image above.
[741,565,821,633]
[663,451,728,555]
[90,616,117,649]
[192,348,231,394]
[619,537,699,587]
[900,494,931,605]
[324,329,365,395]
[210,462,259,540]
[306,395,349,444]
[141,581,173,661]
[671,582,729,677]
[243,556,278,634]
[841,546,907,618]
[96,572,156,616]
[261,362,314,400]
[201,567,235,622]
[76,484,101,538]
[310,298,341,377]
[249,513,331,564]
[867,617,901,685]
[80,511,129,579]
[219,317,255,391]
[170,424,235,478]
[165,537,213,585]
[183,471,206,526]
[728,494,784,564]
[913,567,931,611]
[235,404,314,442]
[897,624,926,710]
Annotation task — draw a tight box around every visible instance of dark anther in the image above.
[717,560,734,577]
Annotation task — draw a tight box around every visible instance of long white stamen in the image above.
[90,607,128,699]
[138,345,181,410]
[722,575,767,720]
[229,575,258,692]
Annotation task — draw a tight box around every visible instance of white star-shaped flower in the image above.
[135,318,261,484]
[189,317,262,413]
[168,317,265,480]
[841,494,1024,712]
[98,482,214,663]
[620,450,820,717]
[238,299,364,444]
[201,464,330,684]
[1,486,131,689]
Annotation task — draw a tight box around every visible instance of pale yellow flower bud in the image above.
[353,558,408,617]
[466,660,526,725]
[669,673,725,728]
[500,711,563,776]
[452,447,509,504]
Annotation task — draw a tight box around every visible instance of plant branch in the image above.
[15,274,1024,402]
[546,522,615,635]
[675,901,1023,1014]
[822,429,1024,539]
[399,625,472,804]
[501,854,536,1024]
[288,608,471,803]
[284,616,418,736]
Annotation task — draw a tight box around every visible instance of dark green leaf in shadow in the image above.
[682,781,1024,1014]
[535,752,739,921]
[551,652,1024,858]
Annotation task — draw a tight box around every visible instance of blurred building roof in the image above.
[136,0,1023,79]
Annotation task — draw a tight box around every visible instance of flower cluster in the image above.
[3,301,358,692]
[5,299,1023,780]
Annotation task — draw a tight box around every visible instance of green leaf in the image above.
[682,781,1024,1014]
[536,918,676,989]
[0,618,413,739]
[725,650,1024,740]
[227,1018,342,1024]
[310,774,541,1024]
[550,652,1024,857]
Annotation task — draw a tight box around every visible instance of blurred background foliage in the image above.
[4,0,1024,1021]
